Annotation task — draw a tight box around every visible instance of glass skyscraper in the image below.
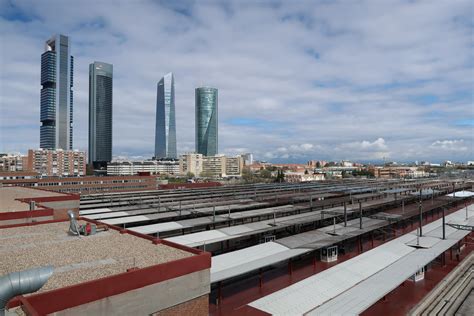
[195,87,218,156]
[155,72,177,158]
[40,34,74,150]
[88,62,113,167]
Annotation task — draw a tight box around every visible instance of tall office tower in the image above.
[40,34,74,150]
[195,87,218,156]
[155,73,177,158]
[88,62,113,168]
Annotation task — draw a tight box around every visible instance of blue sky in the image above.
[0,0,473,163]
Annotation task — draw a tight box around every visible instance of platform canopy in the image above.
[249,205,474,316]
[211,242,312,283]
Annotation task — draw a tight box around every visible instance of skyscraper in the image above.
[155,72,177,158]
[88,62,113,168]
[40,34,74,150]
[195,87,218,156]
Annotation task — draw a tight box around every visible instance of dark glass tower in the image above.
[40,34,73,150]
[155,73,177,158]
[88,62,113,168]
[195,87,218,156]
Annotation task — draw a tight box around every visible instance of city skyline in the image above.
[1,1,473,163]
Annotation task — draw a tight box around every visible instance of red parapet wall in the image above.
[0,209,53,223]
[4,218,211,315]
[159,182,222,190]
[19,252,211,315]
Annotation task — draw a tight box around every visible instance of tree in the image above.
[242,168,255,183]
[275,169,285,182]
[186,171,195,178]
[259,169,272,178]
[200,171,214,178]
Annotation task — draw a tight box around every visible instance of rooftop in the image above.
[0,187,67,212]
[0,220,192,293]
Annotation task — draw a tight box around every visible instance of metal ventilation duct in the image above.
[0,266,54,316]
[68,210,80,236]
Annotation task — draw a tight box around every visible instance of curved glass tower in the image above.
[195,87,218,156]
[40,34,74,150]
[155,73,177,158]
[88,62,113,167]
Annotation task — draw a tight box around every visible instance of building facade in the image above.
[241,153,254,166]
[155,73,177,158]
[180,153,204,176]
[284,172,325,183]
[201,155,225,178]
[0,154,28,172]
[224,156,244,177]
[195,87,218,156]
[25,149,86,177]
[0,173,156,194]
[179,154,243,178]
[40,34,74,150]
[373,166,428,179]
[89,62,113,167]
[107,160,180,176]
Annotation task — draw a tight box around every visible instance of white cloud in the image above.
[0,0,472,163]
[340,138,388,151]
[430,139,468,151]
[335,138,389,160]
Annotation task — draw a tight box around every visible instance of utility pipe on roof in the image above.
[0,266,54,316]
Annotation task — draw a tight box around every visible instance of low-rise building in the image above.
[25,149,86,177]
[225,156,244,177]
[0,153,27,171]
[284,172,325,183]
[180,153,204,176]
[179,154,243,178]
[202,155,225,177]
[341,160,354,167]
[0,172,157,194]
[374,166,428,179]
[107,159,180,176]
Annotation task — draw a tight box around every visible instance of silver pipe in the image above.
[0,266,54,316]
[68,210,80,236]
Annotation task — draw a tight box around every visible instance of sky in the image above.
[0,0,473,163]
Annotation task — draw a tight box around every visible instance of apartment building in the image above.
[26,149,86,177]
[179,154,243,178]
[107,160,180,176]
[0,154,28,171]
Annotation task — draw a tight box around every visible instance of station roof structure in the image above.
[249,205,474,315]
[210,216,387,283]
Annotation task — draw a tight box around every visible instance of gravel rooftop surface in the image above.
[0,187,66,212]
[0,221,193,293]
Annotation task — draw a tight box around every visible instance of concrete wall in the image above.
[51,269,210,316]
[40,200,80,219]
[153,294,208,316]
[0,216,53,227]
